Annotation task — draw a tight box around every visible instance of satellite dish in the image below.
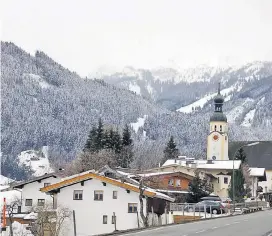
[212,156,216,160]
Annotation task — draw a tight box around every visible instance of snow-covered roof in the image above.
[130,172,173,177]
[156,189,189,194]
[162,159,241,170]
[249,168,265,177]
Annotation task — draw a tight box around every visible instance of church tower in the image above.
[207,83,229,161]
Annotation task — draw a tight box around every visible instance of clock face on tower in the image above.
[212,134,219,141]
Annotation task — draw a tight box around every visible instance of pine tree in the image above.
[112,130,122,154]
[162,136,179,163]
[118,125,133,168]
[122,124,133,146]
[94,118,104,151]
[84,125,97,152]
[228,169,246,202]
[235,148,247,163]
[228,147,248,202]
[103,129,112,149]
[186,171,209,203]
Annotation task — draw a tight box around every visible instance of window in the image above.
[25,199,32,206]
[44,183,50,187]
[128,203,138,213]
[225,136,227,141]
[38,199,45,206]
[176,179,181,187]
[224,177,228,184]
[103,215,107,224]
[168,179,174,186]
[73,190,83,200]
[220,125,222,132]
[113,191,117,199]
[94,190,103,201]
[215,125,217,131]
[112,215,116,224]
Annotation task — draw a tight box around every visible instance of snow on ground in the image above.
[146,83,155,98]
[226,98,255,123]
[5,221,34,236]
[18,146,53,177]
[241,109,256,127]
[130,115,148,133]
[0,175,13,185]
[128,83,141,95]
[177,84,239,113]
[0,188,21,209]
[244,62,264,73]
[23,73,51,89]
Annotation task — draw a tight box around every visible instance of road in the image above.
[121,210,272,236]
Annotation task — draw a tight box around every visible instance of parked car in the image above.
[184,201,226,214]
[201,196,230,207]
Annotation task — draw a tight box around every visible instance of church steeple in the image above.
[207,82,229,161]
[210,82,227,122]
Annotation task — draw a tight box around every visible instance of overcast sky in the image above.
[1,0,272,76]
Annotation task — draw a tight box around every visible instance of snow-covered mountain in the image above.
[1,42,272,180]
[100,62,272,111]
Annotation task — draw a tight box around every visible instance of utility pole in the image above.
[73,210,77,236]
[232,155,235,212]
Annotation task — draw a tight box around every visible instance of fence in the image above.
[169,201,269,224]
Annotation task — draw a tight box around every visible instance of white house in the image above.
[249,167,267,198]
[11,172,63,213]
[40,171,174,236]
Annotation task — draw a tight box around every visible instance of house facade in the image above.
[229,141,272,195]
[40,172,174,236]
[162,159,241,199]
[249,167,267,198]
[11,173,62,213]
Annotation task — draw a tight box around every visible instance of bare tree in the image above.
[139,177,149,228]
[65,149,117,175]
[6,197,22,236]
[31,204,72,236]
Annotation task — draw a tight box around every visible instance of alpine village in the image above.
[1,81,271,236]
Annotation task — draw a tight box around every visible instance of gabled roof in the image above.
[11,172,64,189]
[40,172,175,202]
[229,141,272,169]
[249,167,266,177]
[162,159,241,170]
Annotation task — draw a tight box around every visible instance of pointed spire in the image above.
[218,82,221,94]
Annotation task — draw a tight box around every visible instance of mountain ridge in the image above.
[1,41,272,179]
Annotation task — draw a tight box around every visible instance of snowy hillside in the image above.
[0,175,13,185]
[18,146,53,177]
[177,83,242,113]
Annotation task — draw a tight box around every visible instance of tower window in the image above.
[225,136,227,141]
[214,125,217,131]
[220,125,222,132]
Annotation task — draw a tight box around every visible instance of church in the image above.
[207,84,229,161]
[143,83,268,200]
[161,84,242,199]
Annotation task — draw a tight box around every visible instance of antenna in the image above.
[218,82,221,94]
